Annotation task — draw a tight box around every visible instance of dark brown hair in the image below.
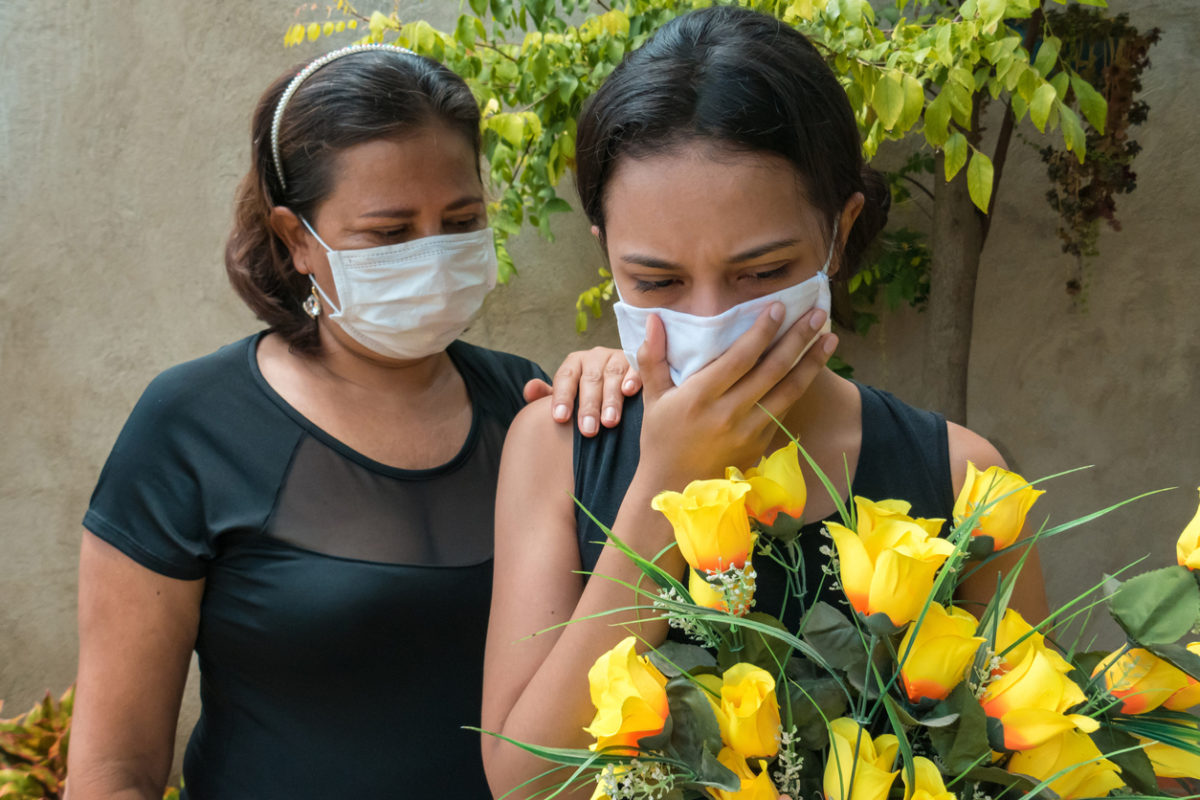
[225,50,481,352]
[575,5,889,279]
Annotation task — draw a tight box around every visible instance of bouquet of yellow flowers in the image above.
[495,442,1200,799]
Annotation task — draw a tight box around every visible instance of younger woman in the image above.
[482,8,1047,796]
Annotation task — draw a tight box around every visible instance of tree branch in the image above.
[981,5,1045,246]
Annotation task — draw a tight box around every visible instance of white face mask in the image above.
[302,218,498,360]
[613,224,838,385]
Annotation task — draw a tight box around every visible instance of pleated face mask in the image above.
[302,218,498,360]
[612,222,837,385]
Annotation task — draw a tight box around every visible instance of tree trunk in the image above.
[923,152,985,426]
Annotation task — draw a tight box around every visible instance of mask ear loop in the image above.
[819,217,841,277]
[299,216,343,315]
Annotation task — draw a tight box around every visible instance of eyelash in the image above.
[631,265,790,293]
[377,217,482,238]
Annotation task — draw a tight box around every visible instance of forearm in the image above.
[64,755,168,800]
[486,472,683,797]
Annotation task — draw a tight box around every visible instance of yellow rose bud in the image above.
[584,636,669,754]
[823,717,899,800]
[953,462,1043,552]
[1176,488,1200,570]
[994,610,1074,676]
[1006,730,1123,800]
[902,756,955,800]
[980,639,1096,750]
[726,442,807,526]
[827,497,953,627]
[652,480,754,572]
[899,603,985,704]
[719,663,782,758]
[713,748,780,800]
[1093,647,1193,715]
[1138,722,1200,778]
[1164,642,1200,711]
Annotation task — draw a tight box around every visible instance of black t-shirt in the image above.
[573,384,954,631]
[84,333,546,799]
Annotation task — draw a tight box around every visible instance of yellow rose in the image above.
[953,462,1044,552]
[1164,642,1200,711]
[980,637,1097,750]
[652,480,754,572]
[1006,730,1123,800]
[584,636,669,754]
[994,610,1074,675]
[713,748,780,800]
[823,717,899,800]
[1176,488,1200,570]
[726,442,807,526]
[898,603,985,704]
[902,757,955,800]
[827,497,953,627]
[1093,647,1192,715]
[719,663,782,758]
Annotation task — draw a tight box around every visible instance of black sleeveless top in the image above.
[84,334,546,799]
[573,384,954,631]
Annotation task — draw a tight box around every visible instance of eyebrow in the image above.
[620,238,802,270]
[359,196,485,218]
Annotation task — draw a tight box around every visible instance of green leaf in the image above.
[977,0,1005,31]
[1059,104,1087,164]
[923,90,951,146]
[873,71,906,131]
[648,641,717,678]
[944,81,973,128]
[1089,726,1158,794]
[1070,72,1108,133]
[1108,565,1200,645]
[717,611,793,673]
[1146,641,1200,682]
[1029,83,1056,132]
[966,149,994,212]
[1033,35,1061,78]
[800,602,865,673]
[943,132,968,181]
[898,73,925,132]
[935,23,953,66]
[929,683,991,774]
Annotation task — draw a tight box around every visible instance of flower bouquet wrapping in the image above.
[490,440,1200,799]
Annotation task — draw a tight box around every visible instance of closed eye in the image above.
[445,215,484,231]
[746,264,791,281]
[632,277,679,292]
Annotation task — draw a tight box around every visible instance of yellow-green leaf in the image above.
[873,71,905,130]
[943,132,968,181]
[489,113,526,148]
[898,73,925,132]
[949,66,975,91]
[923,89,951,146]
[1029,83,1056,132]
[1070,72,1107,133]
[935,23,954,66]
[1059,104,1087,164]
[1033,35,1061,78]
[966,149,994,212]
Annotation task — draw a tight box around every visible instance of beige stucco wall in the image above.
[1,0,1196,776]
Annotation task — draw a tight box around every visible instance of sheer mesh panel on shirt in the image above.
[266,418,504,567]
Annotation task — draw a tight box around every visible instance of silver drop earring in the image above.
[303,286,321,318]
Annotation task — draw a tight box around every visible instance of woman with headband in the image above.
[482,8,1048,796]
[66,45,637,798]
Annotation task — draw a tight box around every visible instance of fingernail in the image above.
[823,334,838,355]
[810,309,828,330]
[622,379,636,393]
[602,407,617,425]
[769,302,784,322]
[553,404,569,421]
[582,416,598,435]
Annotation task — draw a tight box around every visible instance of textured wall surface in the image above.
[0,0,1196,777]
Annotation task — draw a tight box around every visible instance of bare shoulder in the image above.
[497,396,576,531]
[946,421,1006,495]
[504,395,574,459]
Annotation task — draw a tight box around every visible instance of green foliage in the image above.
[0,686,182,800]
[0,687,72,799]
[289,0,1153,335]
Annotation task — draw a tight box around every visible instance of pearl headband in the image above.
[270,43,416,193]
